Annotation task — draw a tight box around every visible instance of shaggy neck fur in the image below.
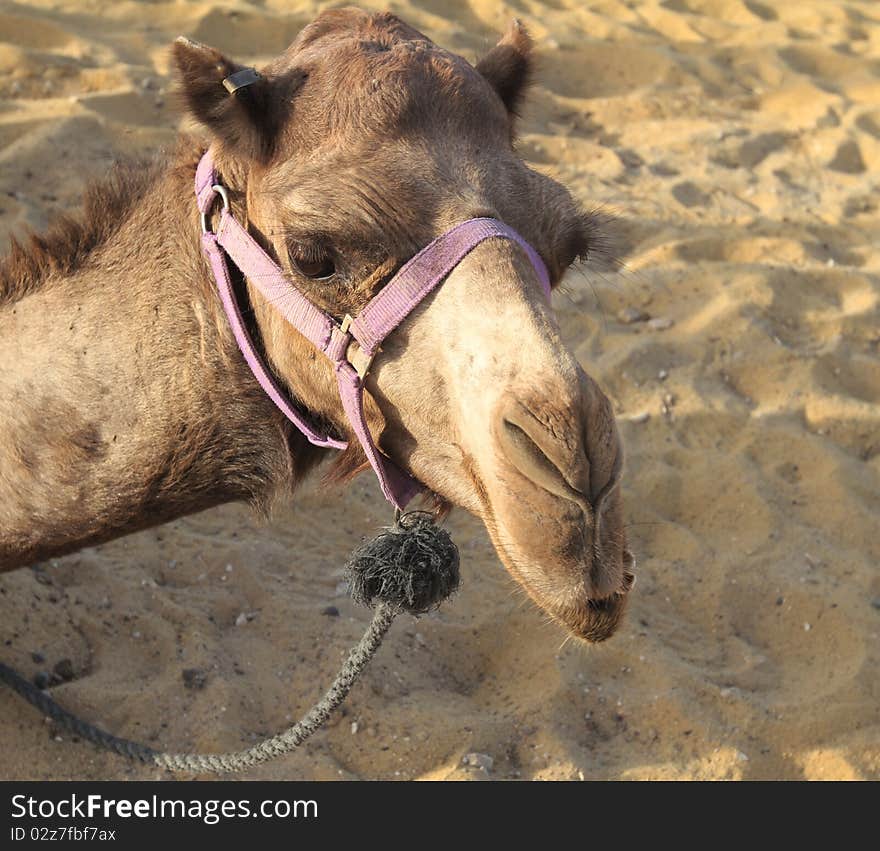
[0,140,322,571]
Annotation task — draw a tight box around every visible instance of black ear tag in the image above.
[222,67,261,94]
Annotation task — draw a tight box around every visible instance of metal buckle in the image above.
[338,315,374,380]
[351,348,375,381]
[222,67,261,94]
[200,184,230,234]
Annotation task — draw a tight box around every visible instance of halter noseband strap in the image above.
[195,148,551,510]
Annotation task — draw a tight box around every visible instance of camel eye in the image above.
[289,243,336,280]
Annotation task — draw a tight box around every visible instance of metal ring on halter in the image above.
[200,184,230,234]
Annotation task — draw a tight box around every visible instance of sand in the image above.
[0,0,878,781]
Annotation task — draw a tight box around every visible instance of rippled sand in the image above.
[0,0,877,780]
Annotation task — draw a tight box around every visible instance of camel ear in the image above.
[475,20,534,118]
[172,37,278,160]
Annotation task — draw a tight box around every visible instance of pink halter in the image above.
[196,149,551,509]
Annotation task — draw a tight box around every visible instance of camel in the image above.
[0,8,634,642]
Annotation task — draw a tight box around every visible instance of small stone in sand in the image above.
[648,317,675,331]
[33,672,50,690]
[350,721,359,735]
[322,605,340,617]
[53,659,74,682]
[182,668,207,690]
[803,622,811,631]
[618,307,650,324]
[630,412,650,424]
[462,752,494,772]
[31,652,45,664]
[658,369,668,380]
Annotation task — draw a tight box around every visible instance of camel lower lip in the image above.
[555,580,633,643]
[559,591,629,644]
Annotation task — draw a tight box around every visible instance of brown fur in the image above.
[476,19,535,121]
[0,160,160,307]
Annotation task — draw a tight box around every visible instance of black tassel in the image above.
[344,511,460,615]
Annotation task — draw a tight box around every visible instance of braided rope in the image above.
[0,602,397,774]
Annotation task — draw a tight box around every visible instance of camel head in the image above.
[172,7,634,642]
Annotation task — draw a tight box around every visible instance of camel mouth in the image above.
[482,495,636,643]
[549,551,636,643]
[557,585,632,644]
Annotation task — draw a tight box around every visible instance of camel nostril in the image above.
[588,545,634,601]
[603,550,635,598]
[588,444,624,514]
[621,562,636,593]
[499,417,590,511]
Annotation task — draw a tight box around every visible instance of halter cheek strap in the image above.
[195,149,551,510]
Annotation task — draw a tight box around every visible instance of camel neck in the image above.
[0,149,316,571]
